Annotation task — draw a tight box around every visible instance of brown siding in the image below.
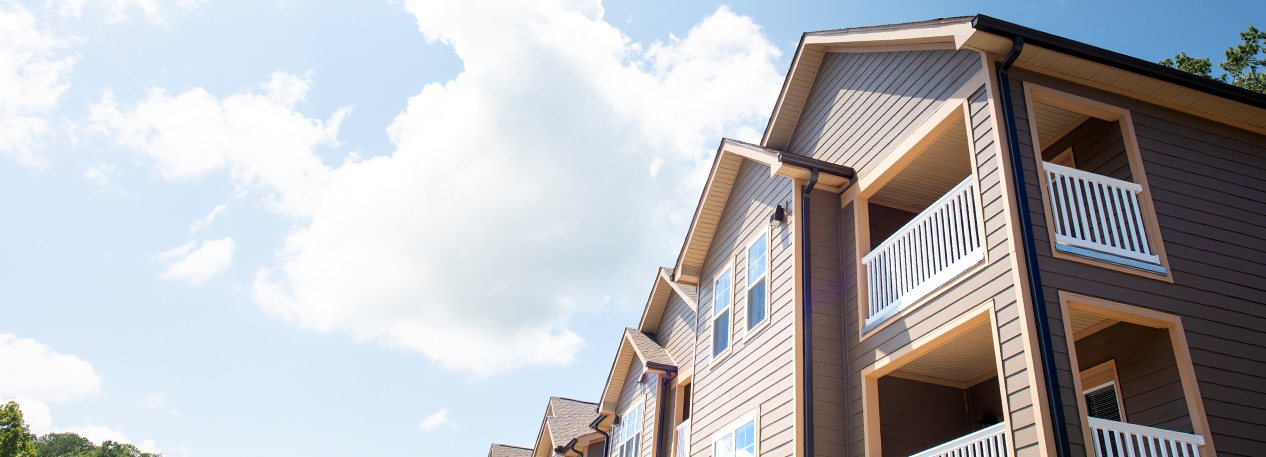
[968,377,1006,430]
[1075,322,1191,433]
[1010,68,1266,457]
[878,377,972,457]
[867,204,916,249]
[808,188,848,457]
[691,159,797,457]
[786,49,982,173]
[1039,117,1132,181]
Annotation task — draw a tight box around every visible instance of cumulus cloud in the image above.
[155,238,235,285]
[419,408,455,431]
[95,1,782,375]
[0,333,102,402]
[0,2,76,166]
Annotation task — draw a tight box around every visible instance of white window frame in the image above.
[710,264,734,364]
[710,408,759,457]
[744,230,771,334]
[615,401,643,457]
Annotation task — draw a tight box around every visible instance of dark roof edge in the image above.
[971,14,1266,111]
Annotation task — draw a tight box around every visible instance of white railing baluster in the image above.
[907,423,1006,457]
[1041,162,1161,265]
[1087,417,1204,457]
[863,177,984,328]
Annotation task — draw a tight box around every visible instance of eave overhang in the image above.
[597,329,677,416]
[637,267,698,333]
[762,15,1266,152]
[671,138,854,285]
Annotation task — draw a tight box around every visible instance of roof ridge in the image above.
[492,444,533,450]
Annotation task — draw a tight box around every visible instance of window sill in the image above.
[709,348,732,368]
[745,318,772,342]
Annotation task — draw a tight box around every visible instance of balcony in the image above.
[863,177,983,328]
[907,423,1007,457]
[1043,162,1163,273]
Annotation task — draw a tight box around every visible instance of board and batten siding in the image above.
[837,85,1047,457]
[786,49,982,175]
[690,159,796,457]
[658,292,697,376]
[1011,68,1266,457]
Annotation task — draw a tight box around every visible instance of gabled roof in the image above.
[489,444,533,457]
[672,138,853,285]
[598,328,677,415]
[637,267,698,333]
[761,15,1266,152]
[532,397,602,457]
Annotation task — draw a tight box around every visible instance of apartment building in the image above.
[492,14,1266,457]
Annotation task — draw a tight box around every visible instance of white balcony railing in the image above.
[674,419,690,457]
[1043,162,1160,265]
[909,423,1007,457]
[863,177,983,328]
[1088,417,1204,457]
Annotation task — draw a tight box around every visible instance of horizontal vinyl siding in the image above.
[659,293,697,374]
[878,377,972,457]
[616,358,657,457]
[841,86,1038,457]
[786,49,982,172]
[1076,323,1191,432]
[690,159,796,457]
[808,188,848,457]
[1012,69,1266,457]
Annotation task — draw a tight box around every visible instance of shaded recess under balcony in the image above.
[864,116,983,330]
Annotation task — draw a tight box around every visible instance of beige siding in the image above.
[616,358,659,457]
[838,85,1039,457]
[807,188,848,457]
[786,49,982,174]
[691,159,797,457]
[1012,68,1266,457]
[658,292,697,374]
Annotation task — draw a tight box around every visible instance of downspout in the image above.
[995,36,1072,457]
[589,414,610,457]
[799,168,819,457]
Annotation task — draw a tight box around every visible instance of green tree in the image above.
[1161,25,1266,93]
[32,434,93,457]
[0,401,35,457]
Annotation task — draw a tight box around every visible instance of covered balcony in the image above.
[863,115,984,330]
[1028,91,1166,275]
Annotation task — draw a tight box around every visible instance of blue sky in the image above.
[0,0,1260,456]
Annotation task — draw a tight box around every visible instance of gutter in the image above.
[972,14,1266,111]
[589,414,610,457]
[994,36,1072,457]
[555,439,583,457]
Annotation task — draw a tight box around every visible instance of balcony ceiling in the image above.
[871,117,973,211]
[1033,101,1089,151]
[893,322,996,384]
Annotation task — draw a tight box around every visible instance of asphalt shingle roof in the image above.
[625,328,675,367]
[545,397,600,446]
[489,444,533,457]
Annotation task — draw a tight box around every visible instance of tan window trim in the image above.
[1056,291,1216,456]
[1079,360,1127,422]
[1023,83,1174,283]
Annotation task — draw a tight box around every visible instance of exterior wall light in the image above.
[770,204,786,226]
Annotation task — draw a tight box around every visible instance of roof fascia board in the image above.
[803,20,975,49]
[637,269,699,333]
[598,337,634,414]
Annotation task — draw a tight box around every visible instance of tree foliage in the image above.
[1160,25,1266,93]
[30,435,161,457]
[0,401,36,457]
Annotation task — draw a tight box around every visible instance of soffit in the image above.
[869,116,973,210]
[960,33,1266,136]
[892,322,996,383]
[639,267,699,333]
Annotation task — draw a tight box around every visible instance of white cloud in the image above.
[143,392,166,410]
[15,396,52,435]
[0,334,101,402]
[0,2,76,166]
[155,238,235,285]
[50,0,208,25]
[419,408,455,431]
[95,2,782,375]
[189,204,227,234]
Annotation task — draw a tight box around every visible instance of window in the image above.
[615,403,642,457]
[746,233,769,330]
[712,416,756,457]
[712,267,732,358]
[1084,382,1123,422]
